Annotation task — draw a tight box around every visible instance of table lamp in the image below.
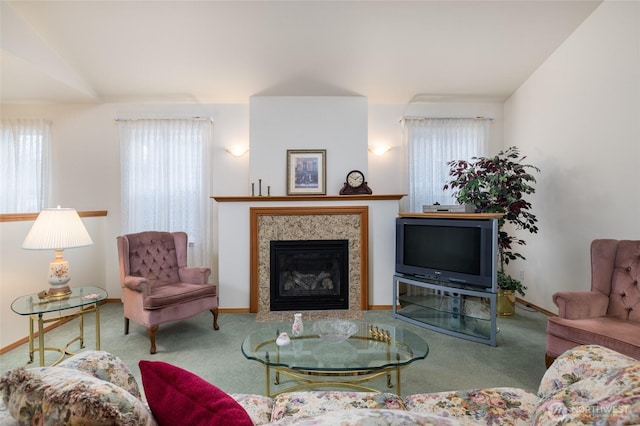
[22,207,93,299]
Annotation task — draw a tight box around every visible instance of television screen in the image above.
[404,225,481,275]
[395,217,497,291]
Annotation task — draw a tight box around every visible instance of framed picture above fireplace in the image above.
[286,149,326,195]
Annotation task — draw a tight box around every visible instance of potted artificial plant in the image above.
[444,146,540,316]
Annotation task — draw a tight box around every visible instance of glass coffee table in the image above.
[242,322,429,396]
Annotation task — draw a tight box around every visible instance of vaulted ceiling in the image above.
[1,1,601,105]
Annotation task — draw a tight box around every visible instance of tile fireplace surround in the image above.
[250,206,368,321]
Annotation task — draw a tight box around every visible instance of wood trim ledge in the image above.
[213,194,404,202]
[1,210,108,222]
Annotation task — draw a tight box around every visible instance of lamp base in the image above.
[48,256,70,285]
[38,285,71,300]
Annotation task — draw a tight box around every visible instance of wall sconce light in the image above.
[226,146,249,157]
[368,145,392,156]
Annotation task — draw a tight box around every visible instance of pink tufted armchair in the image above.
[546,239,640,367]
[117,231,219,354]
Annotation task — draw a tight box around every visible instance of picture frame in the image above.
[286,149,326,195]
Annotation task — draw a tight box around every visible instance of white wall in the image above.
[504,1,640,312]
[250,96,369,195]
[0,100,502,347]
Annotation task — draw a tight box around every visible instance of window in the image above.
[0,119,51,213]
[118,118,212,266]
[401,118,489,212]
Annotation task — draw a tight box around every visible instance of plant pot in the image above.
[497,289,516,317]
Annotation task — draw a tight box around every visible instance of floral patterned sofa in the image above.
[2,344,640,425]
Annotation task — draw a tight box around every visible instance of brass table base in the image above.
[264,364,402,397]
[28,303,101,366]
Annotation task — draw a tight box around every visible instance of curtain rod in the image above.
[114,116,213,122]
[400,116,493,121]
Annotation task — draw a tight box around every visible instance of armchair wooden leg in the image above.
[124,318,130,335]
[545,353,556,368]
[148,325,159,354]
[211,309,220,330]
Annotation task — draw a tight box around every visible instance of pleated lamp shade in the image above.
[22,207,93,293]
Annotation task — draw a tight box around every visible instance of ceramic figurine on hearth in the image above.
[292,313,304,337]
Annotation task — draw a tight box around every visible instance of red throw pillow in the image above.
[139,360,253,426]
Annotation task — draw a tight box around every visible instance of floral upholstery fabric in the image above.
[537,344,638,399]
[270,391,407,423]
[533,363,640,425]
[2,345,640,425]
[232,393,275,425]
[266,408,460,425]
[58,350,142,398]
[0,366,155,425]
[405,387,539,426]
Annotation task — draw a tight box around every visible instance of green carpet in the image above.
[0,302,548,398]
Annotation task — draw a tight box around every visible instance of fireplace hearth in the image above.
[270,240,349,311]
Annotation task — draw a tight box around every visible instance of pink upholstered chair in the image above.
[546,239,640,367]
[117,231,219,354]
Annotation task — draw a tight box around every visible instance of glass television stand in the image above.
[393,274,497,346]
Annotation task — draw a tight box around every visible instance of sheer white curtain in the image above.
[401,118,489,213]
[119,118,212,267]
[0,119,51,213]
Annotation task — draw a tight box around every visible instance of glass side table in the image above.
[11,286,108,366]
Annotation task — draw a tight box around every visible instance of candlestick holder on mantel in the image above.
[250,179,272,197]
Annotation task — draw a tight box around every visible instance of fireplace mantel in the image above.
[212,194,404,202]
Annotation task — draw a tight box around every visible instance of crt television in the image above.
[395,217,498,292]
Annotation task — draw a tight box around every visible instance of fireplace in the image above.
[270,240,349,311]
[250,206,369,321]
